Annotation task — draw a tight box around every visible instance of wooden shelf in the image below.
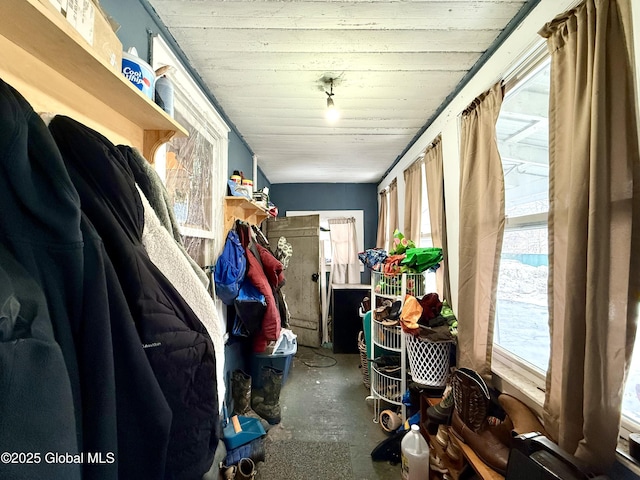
[0,0,187,159]
[449,433,505,480]
[224,196,269,231]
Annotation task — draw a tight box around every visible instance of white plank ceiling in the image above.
[148,0,530,184]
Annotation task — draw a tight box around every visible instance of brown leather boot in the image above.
[498,394,549,438]
[451,367,489,432]
[450,368,510,474]
[451,411,510,474]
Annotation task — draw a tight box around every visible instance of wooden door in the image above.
[265,215,321,347]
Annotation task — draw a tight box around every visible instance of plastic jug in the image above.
[401,424,429,480]
[154,65,174,117]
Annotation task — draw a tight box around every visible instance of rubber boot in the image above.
[231,369,252,415]
[253,366,283,425]
[236,458,256,479]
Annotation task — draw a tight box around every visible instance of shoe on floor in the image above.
[430,452,449,474]
[436,424,450,448]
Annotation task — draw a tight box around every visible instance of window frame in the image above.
[491,45,551,395]
[150,35,230,266]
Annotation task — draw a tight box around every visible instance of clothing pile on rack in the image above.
[0,78,225,480]
[215,221,291,353]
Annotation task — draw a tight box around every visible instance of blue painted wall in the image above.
[270,183,378,284]
[100,0,267,187]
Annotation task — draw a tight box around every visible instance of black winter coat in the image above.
[49,115,220,480]
[0,244,80,480]
[0,79,118,480]
[0,78,174,480]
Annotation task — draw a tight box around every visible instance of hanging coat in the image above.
[135,184,226,408]
[48,115,220,480]
[118,145,209,288]
[0,79,119,480]
[0,244,80,480]
[237,224,282,352]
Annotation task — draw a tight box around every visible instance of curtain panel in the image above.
[403,159,423,243]
[457,83,505,380]
[376,189,388,249]
[328,217,360,284]
[388,179,399,252]
[424,136,452,303]
[539,0,640,469]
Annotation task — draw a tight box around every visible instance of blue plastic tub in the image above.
[251,336,297,389]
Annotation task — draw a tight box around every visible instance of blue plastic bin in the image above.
[251,336,297,389]
[222,415,266,450]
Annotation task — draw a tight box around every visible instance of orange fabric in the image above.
[400,295,422,330]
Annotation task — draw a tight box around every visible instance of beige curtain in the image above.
[424,136,451,302]
[388,179,399,251]
[457,83,505,380]
[540,0,640,469]
[376,189,388,248]
[328,217,360,284]
[403,160,423,242]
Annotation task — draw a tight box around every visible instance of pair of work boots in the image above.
[221,458,256,480]
[232,367,283,425]
[427,367,548,475]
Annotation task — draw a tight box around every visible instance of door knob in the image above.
[311,273,319,282]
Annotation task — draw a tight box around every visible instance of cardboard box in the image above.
[91,0,122,72]
[38,0,122,72]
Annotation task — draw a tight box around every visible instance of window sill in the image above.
[491,356,545,418]
[492,352,640,478]
[491,345,546,417]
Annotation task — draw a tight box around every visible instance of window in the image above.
[493,58,551,377]
[419,162,432,249]
[622,339,640,431]
[419,162,437,294]
[151,36,229,268]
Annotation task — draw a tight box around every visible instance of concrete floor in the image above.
[255,345,401,480]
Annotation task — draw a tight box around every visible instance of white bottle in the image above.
[401,424,430,480]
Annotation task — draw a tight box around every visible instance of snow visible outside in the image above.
[495,259,550,371]
[495,258,640,427]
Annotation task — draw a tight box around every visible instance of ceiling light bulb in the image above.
[325,97,339,122]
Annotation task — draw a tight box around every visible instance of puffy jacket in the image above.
[48,115,220,480]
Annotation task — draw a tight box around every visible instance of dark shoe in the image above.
[451,410,509,474]
[387,300,402,320]
[369,354,400,368]
[231,369,252,415]
[253,366,283,424]
[427,384,454,425]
